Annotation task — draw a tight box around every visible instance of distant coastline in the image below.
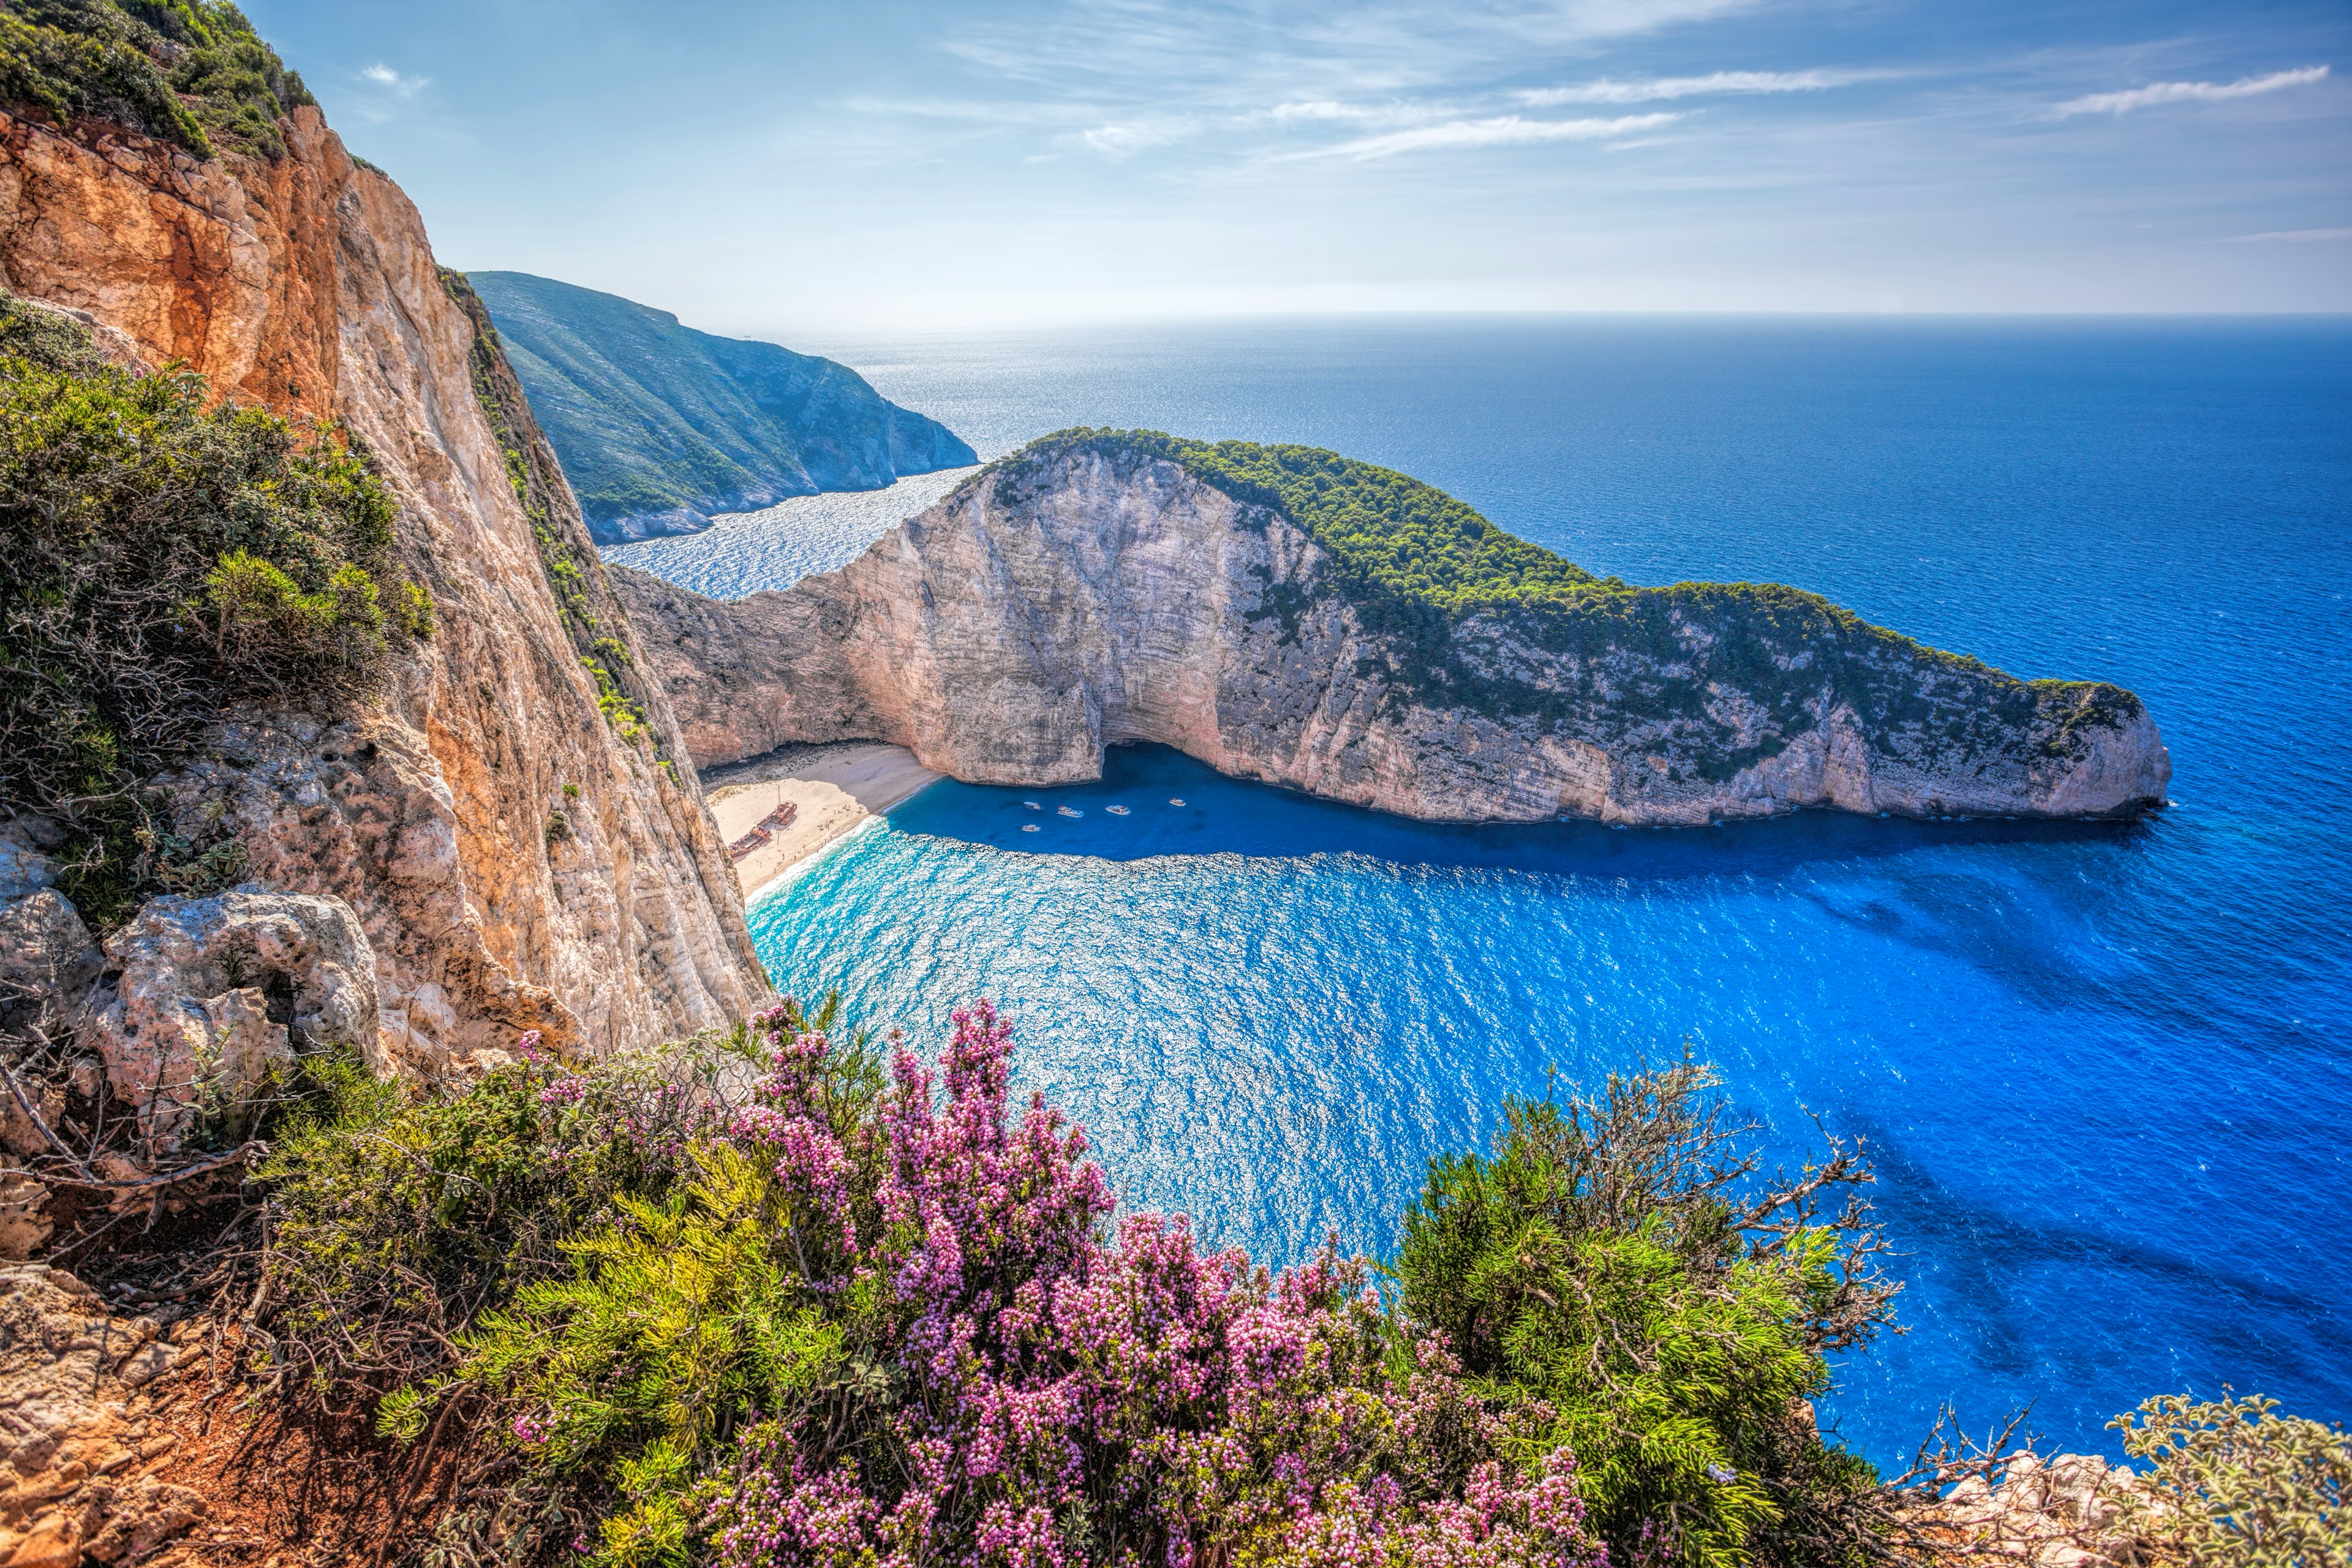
[470,270,976,544]
[598,469,972,598]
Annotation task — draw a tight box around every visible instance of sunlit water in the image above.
[647,317,2350,1468]
[600,470,974,592]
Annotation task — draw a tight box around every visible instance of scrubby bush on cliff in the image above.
[0,294,425,925]
[990,429,1602,622]
[1392,1060,1898,1568]
[0,0,312,159]
[260,1023,766,1398]
[2109,1393,2349,1566]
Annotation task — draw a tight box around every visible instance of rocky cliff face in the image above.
[617,442,2170,824]
[0,106,768,1065]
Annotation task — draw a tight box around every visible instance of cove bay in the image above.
[610,315,2352,1468]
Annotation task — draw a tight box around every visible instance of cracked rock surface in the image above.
[0,1265,203,1566]
[91,891,379,1153]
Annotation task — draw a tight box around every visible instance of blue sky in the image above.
[245,0,2348,334]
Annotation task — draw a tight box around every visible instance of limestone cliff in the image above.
[617,435,2170,825]
[0,106,769,1063]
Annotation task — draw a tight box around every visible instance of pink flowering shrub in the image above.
[448,1002,1605,1568]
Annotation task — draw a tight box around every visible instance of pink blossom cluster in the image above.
[730,1014,869,1270]
[511,1027,735,1189]
[693,1002,1605,1568]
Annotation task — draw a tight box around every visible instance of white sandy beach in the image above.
[706,742,943,899]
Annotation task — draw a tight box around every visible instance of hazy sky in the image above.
[245,0,2349,335]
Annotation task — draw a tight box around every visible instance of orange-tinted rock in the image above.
[0,108,769,1064]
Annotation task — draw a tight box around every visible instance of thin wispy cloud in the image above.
[361,63,428,97]
[1300,0,1766,61]
[1068,119,1200,156]
[837,96,1074,124]
[1263,100,1439,127]
[2052,64,2329,118]
[2223,227,2352,243]
[1313,112,1682,160]
[1522,68,1889,105]
[946,0,1766,99]
[919,0,1851,172]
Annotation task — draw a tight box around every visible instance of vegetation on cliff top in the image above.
[0,293,427,925]
[2109,1393,2351,1564]
[1395,1060,1897,1566]
[0,0,312,159]
[260,1006,1817,1566]
[988,431,2145,774]
[1019,429,1610,615]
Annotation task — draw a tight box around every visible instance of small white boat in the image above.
[1023,801,1042,810]
[1021,824,1040,832]
[1106,805,1131,816]
[1169,798,1186,807]
[1058,805,1084,818]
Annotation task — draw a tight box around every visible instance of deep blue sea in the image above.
[616,317,2352,1469]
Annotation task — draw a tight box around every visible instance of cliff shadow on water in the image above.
[883,741,2160,884]
[863,740,2176,1031]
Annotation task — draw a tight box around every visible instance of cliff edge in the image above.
[617,431,2170,825]
[0,103,770,1063]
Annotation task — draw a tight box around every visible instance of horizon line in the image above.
[711,306,2352,344]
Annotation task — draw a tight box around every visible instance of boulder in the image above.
[0,829,102,1041]
[91,888,380,1152]
[1913,1451,2154,1566]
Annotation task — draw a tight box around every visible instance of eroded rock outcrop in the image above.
[91,889,378,1153]
[1907,1452,2156,1566]
[617,441,2171,826]
[0,106,770,1065]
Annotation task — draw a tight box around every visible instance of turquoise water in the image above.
[718,318,2350,1468]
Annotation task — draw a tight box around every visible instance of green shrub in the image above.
[0,0,311,159]
[0,294,422,923]
[457,1147,854,1561]
[2110,1393,2349,1566]
[258,1023,774,1398]
[1391,1059,1898,1567]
